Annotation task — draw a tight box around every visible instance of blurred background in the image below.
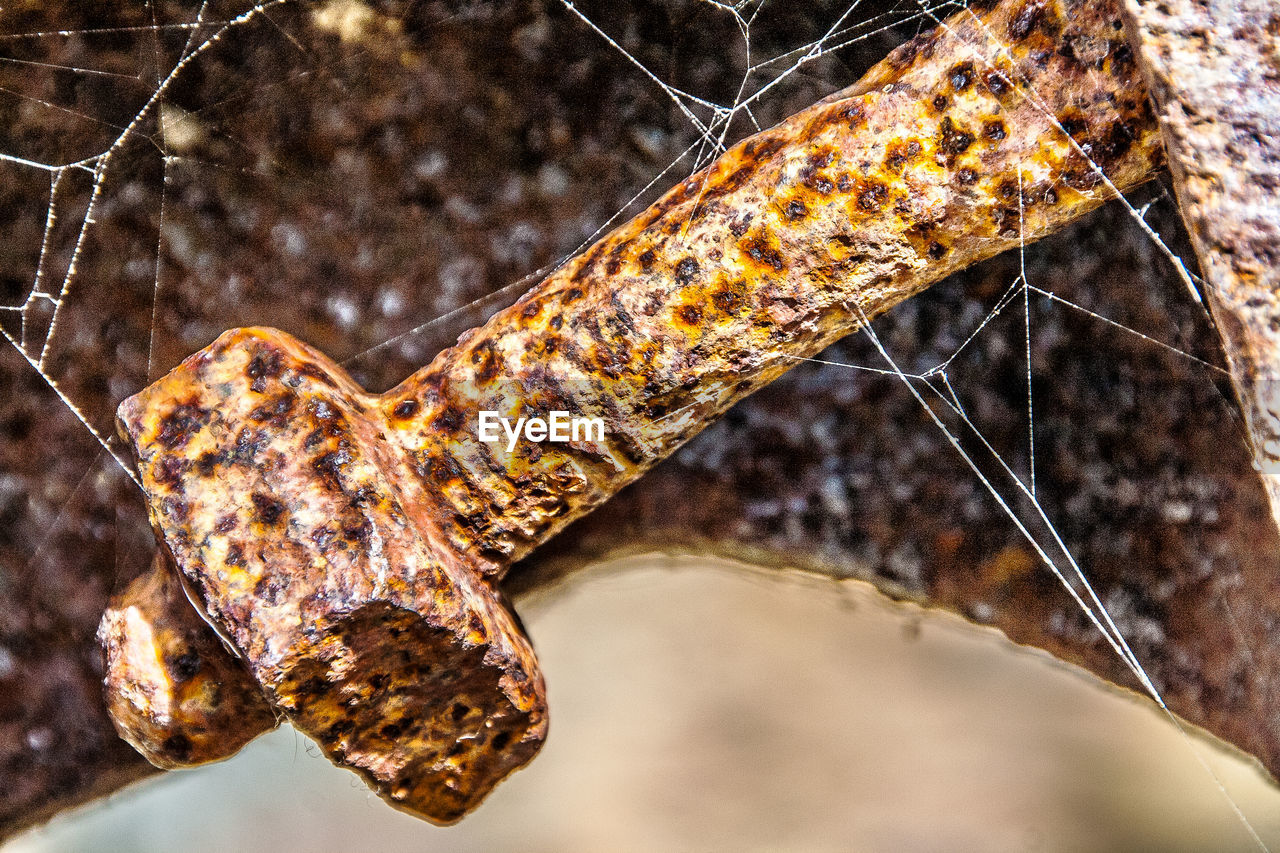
[7,557,1280,852]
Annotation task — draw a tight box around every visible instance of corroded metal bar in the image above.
[106,0,1164,825]
[396,0,1163,574]
[1121,0,1280,531]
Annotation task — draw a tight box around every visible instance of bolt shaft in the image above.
[388,0,1163,574]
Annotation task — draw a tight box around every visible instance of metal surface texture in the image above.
[112,0,1163,823]
[1122,0,1280,527]
[2,0,1277,838]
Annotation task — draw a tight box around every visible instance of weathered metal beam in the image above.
[1121,0,1280,534]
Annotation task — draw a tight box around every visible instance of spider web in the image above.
[0,0,1275,846]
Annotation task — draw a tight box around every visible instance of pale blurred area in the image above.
[6,556,1280,852]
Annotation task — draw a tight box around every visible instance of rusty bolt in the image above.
[104,0,1164,824]
[116,330,548,824]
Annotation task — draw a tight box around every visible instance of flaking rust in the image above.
[107,0,1165,824]
[1120,0,1280,531]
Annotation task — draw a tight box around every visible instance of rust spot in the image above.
[938,116,975,156]
[638,248,657,270]
[858,182,889,211]
[1058,111,1088,139]
[932,94,950,112]
[740,236,785,272]
[154,455,185,487]
[983,71,1011,98]
[470,341,499,384]
[704,159,757,203]
[808,149,835,171]
[801,166,835,194]
[949,61,975,90]
[313,450,350,490]
[156,405,206,450]
[168,651,201,682]
[162,495,189,523]
[992,206,1021,236]
[890,30,938,70]
[592,342,625,379]
[253,575,285,605]
[742,134,786,168]
[310,526,336,551]
[1008,1,1046,40]
[984,119,1007,141]
[297,362,338,388]
[575,242,606,279]
[675,257,701,286]
[249,394,294,425]
[391,398,419,419]
[1109,42,1133,72]
[1063,165,1103,190]
[251,492,284,525]
[162,734,192,763]
[928,242,949,260]
[1095,121,1134,163]
[785,199,807,220]
[840,102,866,128]
[435,405,464,433]
[343,518,372,545]
[712,286,743,314]
[196,451,221,477]
[246,351,283,381]
[677,305,703,326]
[798,149,836,194]
[957,167,978,184]
[311,399,338,421]
[232,427,268,462]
